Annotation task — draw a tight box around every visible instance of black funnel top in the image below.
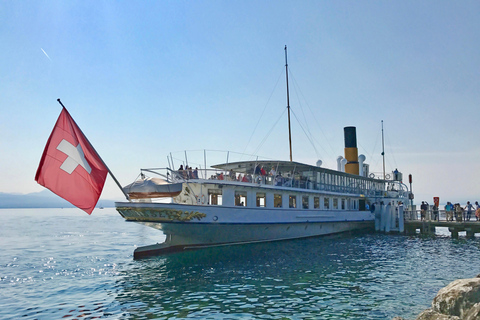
[344,127,357,148]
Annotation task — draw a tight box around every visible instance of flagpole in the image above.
[57,99,130,201]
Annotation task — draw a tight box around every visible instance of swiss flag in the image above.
[35,107,108,214]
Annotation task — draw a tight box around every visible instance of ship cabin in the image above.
[161,160,407,212]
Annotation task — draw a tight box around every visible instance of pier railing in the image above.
[403,208,480,239]
[404,209,477,222]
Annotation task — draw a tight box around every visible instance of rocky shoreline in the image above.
[393,275,480,320]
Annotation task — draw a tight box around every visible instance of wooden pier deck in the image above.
[404,210,480,238]
[405,220,480,238]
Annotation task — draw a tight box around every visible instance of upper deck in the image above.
[161,159,408,199]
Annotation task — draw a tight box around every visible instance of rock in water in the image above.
[432,277,480,318]
[463,302,480,320]
[394,276,480,320]
[415,308,459,320]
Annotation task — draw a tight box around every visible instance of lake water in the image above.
[1,208,479,320]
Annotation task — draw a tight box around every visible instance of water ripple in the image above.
[1,209,480,319]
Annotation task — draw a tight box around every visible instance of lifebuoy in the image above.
[369,173,375,179]
[196,194,206,205]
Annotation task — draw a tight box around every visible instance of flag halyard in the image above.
[35,107,108,214]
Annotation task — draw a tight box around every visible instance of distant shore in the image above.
[0,190,116,209]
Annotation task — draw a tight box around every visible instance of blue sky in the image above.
[1,1,479,205]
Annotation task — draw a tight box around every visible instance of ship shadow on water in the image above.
[112,232,398,319]
[133,229,373,269]
[109,231,480,319]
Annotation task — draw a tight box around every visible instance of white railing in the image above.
[404,209,477,222]
[139,167,401,198]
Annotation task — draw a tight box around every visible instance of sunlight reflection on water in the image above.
[1,208,479,319]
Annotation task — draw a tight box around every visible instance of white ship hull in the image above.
[116,202,375,258]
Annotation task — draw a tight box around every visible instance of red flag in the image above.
[35,107,108,214]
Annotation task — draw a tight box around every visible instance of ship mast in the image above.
[381,120,386,180]
[285,45,293,162]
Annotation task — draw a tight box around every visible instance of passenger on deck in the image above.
[255,165,261,175]
[178,165,184,179]
[188,166,194,179]
[260,166,267,176]
[270,167,276,177]
[300,176,308,189]
[284,174,292,188]
[275,173,283,186]
[393,168,399,180]
[229,169,235,180]
[218,172,224,180]
[193,167,199,179]
[242,175,248,182]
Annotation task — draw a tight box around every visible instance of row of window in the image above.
[207,189,358,210]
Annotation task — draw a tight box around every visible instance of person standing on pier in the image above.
[445,202,453,221]
[475,201,480,221]
[420,201,427,221]
[454,203,464,222]
[465,201,474,221]
[432,203,439,221]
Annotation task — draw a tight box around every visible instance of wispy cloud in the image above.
[41,48,51,61]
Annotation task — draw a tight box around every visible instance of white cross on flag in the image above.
[35,107,108,214]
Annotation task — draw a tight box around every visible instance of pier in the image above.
[403,210,480,238]
[375,204,480,238]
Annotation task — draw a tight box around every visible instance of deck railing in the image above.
[143,167,404,198]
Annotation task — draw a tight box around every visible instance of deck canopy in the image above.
[212,160,380,182]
